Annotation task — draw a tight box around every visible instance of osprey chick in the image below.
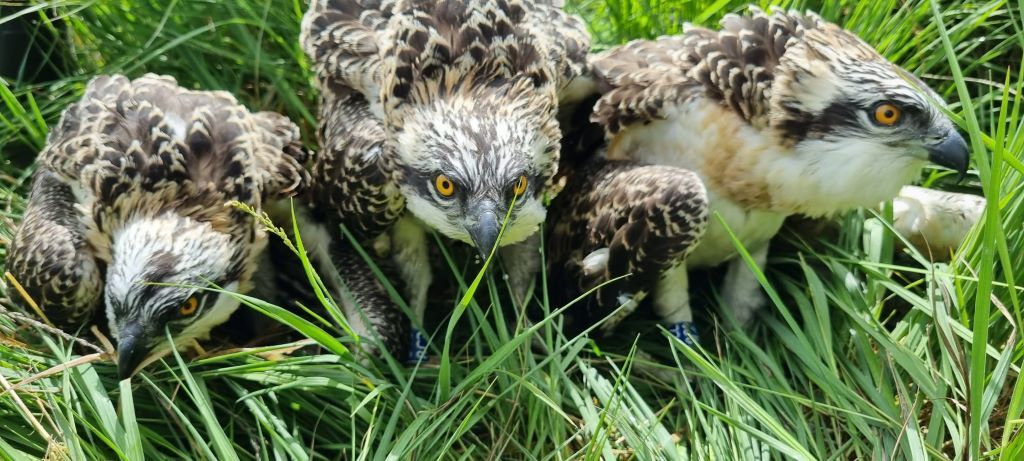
[301,0,590,361]
[301,0,589,253]
[7,74,310,378]
[551,7,971,339]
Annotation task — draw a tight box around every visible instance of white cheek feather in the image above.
[403,193,546,248]
[136,282,242,373]
[403,190,472,244]
[175,281,242,345]
[791,62,841,114]
[499,198,545,246]
[772,139,926,217]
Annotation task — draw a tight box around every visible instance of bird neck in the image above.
[755,139,925,217]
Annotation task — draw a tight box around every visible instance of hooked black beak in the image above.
[927,130,970,182]
[117,323,150,380]
[466,202,501,260]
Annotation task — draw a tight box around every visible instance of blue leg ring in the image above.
[406,328,429,364]
[668,322,699,346]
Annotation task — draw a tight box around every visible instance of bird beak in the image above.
[466,201,501,260]
[117,323,149,380]
[926,130,970,182]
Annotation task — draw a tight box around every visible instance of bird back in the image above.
[589,7,860,133]
[40,74,310,232]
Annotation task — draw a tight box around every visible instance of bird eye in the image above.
[435,174,456,198]
[179,295,199,317]
[873,103,902,126]
[512,175,528,196]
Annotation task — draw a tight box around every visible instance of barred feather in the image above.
[547,159,708,332]
[8,73,310,330]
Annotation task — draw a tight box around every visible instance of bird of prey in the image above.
[300,0,590,361]
[547,7,971,342]
[6,74,310,378]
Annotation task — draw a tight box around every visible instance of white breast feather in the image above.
[607,100,787,268]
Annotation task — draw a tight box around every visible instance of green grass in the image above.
[1,0,1022,459]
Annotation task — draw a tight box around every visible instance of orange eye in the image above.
[873,103,902,126]
[435,174,455,197]
[179,296,199,316]
[512,175,528,196]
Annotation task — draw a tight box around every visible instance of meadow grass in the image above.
[0,0,1022,459]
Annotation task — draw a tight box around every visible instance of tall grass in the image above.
[0,0,1021,459]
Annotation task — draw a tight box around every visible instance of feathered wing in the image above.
[521,0,591,100]
[41,74,308,221]
[378,0,585,109]
[546,160,708,332]
[299,0,394,105]
[300,0,406,240]
[588,7,830,134]
[300,0,589,103]
[8,73,310,327]
[307,88,406,240]
[7,170,104,328]
[250,110,312,201]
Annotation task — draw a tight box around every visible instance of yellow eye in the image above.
[874,103,902,126]
[179,296,199,316]
[512,175,528,196]
[435,174,455,197]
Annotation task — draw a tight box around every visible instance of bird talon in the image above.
[668,322,698,346]
[405,329,429,364]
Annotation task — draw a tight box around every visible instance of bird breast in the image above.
[606,98,781,210]
[604,98,788,268]
[684,191,786,268]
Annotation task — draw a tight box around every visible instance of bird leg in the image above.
[389,215,432,364]
[653,263,698,345]
[275,211,408,359]
[330,242,408,359]
[7,170,103,328]
[720,244,769,327]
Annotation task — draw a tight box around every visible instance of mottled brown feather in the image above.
[306,87,405,240]
[546,159,708,332]
[589,7,873,133]
[7,74,310,328]
[301,0,591,219]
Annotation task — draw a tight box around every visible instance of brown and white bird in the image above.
[6,74,310,378]
[300,0,590,361]
[548,7,971,342]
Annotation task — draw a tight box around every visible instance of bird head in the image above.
[389,86,558,259]
[766,16,970,215]
[104,212,256,379]
[370,0,574,258]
